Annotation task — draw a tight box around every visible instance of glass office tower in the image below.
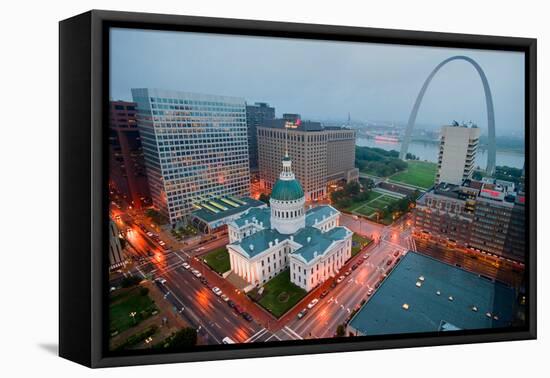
[131,89,251,225]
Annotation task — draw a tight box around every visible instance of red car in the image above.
[234,305,244,315]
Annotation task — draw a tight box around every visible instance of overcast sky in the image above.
[110,28,525,137]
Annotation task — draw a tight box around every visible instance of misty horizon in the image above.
[110,28,525,137]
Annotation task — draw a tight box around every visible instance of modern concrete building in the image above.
[189,196,267,234]
[246,102,275,171]
[257,115,357,201]
[108,101,150,208]
[226,153,353,292]
[436,123,480,185]
[131,89,251,225]
[109,219,125,268]
[413,178,526,262]
[347,252,517,336]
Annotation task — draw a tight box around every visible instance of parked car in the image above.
[234,305,244,315]
[363,254,370,260]
[242,312,253,322]
[386,259,393,266]
[212,287,222,296]
[336,276,345,284]
[367,288,373,296]
[221,294,229,302]
[352,264,358,270]
[182,262,190,269]
[155,277,167,285]
[200,277,208,285]
[356,259,364,266]
[307,298,319,309]
[297,309,308,319]
[344,269,352,276]
[330,281,337,289]
[394,250,400,257]
[320,290,329,298]
[227,300,236,308]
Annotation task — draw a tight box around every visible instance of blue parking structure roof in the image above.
[348,251,518,336]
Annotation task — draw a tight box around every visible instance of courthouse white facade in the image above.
[226,154,353,292]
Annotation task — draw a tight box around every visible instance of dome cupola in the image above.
[270,153,306,234]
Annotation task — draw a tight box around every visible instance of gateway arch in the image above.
[399,55,496,175]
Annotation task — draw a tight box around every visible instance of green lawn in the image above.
[352,234,372,256]
[253,270,307,318]
[349,193,401,220]
[388,161,437,189]
[203,247,231,274]
[344,191,382,212]
[110,287,157,334]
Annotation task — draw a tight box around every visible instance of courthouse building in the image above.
[226,153,353,292]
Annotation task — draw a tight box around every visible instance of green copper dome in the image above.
[271,179,304,201]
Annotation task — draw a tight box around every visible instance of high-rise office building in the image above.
[257,115,357,201]
[108,101,150,208]
[131,89,251,225]
[436,124,480,185]
[245,102,275,171]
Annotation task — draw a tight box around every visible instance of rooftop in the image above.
[230,205,349,262]
[191,197,266,224]
[305,205,339,227]
[233,207,271,229]
[292,226,351,263]
[271,178,304,201]
[348,251,517,336]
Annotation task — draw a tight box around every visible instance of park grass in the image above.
[344,191,382,213]
[352,194,401,218]
[355,205,377,217]
[254,270,307,318]
[352,234,372,256]
[203,247,231,274]
[388,161,437,189]
[110,287,157,334]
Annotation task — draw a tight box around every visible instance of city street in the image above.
[110,199,523,345]
[110,202,417,344]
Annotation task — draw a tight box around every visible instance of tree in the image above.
[121,275,142,288]
[336,324,346,337]
[164,328,197,349]
[259,193,270,204]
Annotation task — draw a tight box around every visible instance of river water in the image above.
[356,138,525,169]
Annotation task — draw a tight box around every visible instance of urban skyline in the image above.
[107,29,527,352]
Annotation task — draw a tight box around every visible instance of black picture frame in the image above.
[59,9,537,368]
